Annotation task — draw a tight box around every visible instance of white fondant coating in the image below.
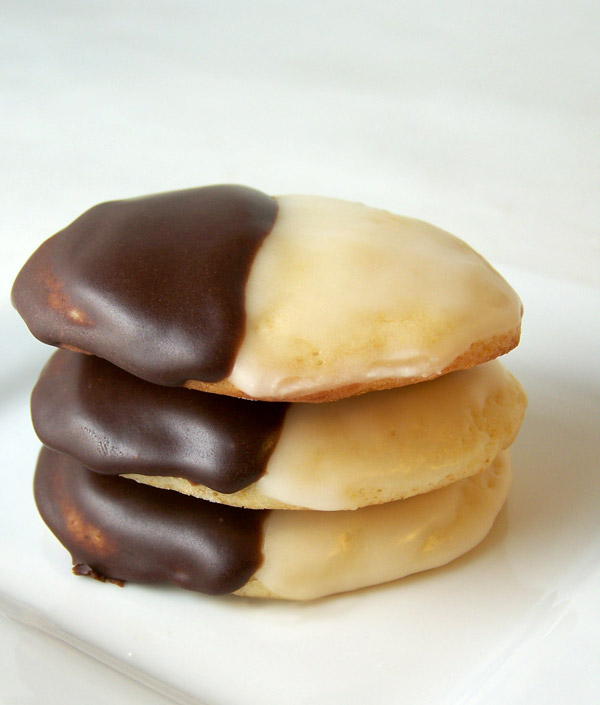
[255,451,511,600]
[254,361,525,510]
[229,195,521,399]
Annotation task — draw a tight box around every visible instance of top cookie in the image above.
[12,185,522,401]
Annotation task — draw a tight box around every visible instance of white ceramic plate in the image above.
[1,266,599,705]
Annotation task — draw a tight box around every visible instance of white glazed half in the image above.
[239,451,512,600]
[127,361,526,510]
[223,195,522,401]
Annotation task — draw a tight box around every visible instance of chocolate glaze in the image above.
[12,185,278,385]
[34,446,268,595]
[32,349,289,494]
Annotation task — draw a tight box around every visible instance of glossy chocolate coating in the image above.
[34,446,268,594]
[32,349,289,494]
[12,185,278,385]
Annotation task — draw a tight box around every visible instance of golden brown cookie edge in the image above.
[184,325,522,402]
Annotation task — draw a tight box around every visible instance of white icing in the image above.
[254,361,525,510]
[228,195,521,399]
[254,451,511,600]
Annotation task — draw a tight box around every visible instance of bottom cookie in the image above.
[34,447,511,600]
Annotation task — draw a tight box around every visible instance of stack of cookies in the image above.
[12,185,527,600]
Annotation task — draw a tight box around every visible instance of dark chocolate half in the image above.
[32,349,289,494]
[12,185,278,385]
[34,446,268,595]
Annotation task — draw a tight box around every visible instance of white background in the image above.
[3,0,599,289]
[1,1,599,703]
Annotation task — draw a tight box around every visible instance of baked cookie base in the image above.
[184,327,521,402]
